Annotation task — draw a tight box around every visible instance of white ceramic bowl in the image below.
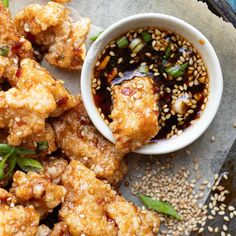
[81,13,223,155]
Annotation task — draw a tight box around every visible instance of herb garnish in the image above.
[138,193,182,220]
[2,0,9,7]
[0,46,9,57]
[90,31,104,42]
[0,144,43,180]
[165,62,189,78]
[36,141,49,153]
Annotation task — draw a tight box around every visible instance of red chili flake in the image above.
[121,87,134,96]
[16,68,22,77]
[56,96,68,106]
[124,181,130,187]
[16,120,27,126]
[12,42,22,54]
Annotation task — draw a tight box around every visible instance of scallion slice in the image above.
[129,38,142,50]
[0,46,9,57]
[116,36,129,49]
[165,62,188,78]
[141,32,152,43]
[133,43,145,54]
[2,0,9,8]
[90,31,103,42]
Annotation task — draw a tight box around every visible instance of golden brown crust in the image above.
[0,204,40,236]
[10,171,67,218]
[110,76,160,152]
[0,58,76,146]
[41,157,68,184]
[51,97,127,185]
[60,161,160,236]
[0,1,33,81]
[14,1,90,70]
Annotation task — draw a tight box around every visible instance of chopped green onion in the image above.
[165,62,188,78]
[36,141,49,153]
[90,31,103,42]
[162,43,172,65]
[116,36,129,49]
[0,46,9,57]
[141,32,152,43]
[138,65,149,74]
[138,193,182,220]
[2,0,9,7]
[16,157,43,172]
[129,38,142,50]
[133,43,145,54]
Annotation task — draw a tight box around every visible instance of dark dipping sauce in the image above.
[92,27,209,141]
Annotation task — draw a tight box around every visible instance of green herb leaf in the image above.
[90,31,103,42]
[138,193,182,220]
[15,148,35,155]
[162,43,172,65]
[2,0,9,8]
[16,157,43,172]
[4,155,16,179]
[0,144,13,154]
[165,62,188,78]
[36,141,48,153]
[0,46,9,57]
[0,150,14,180]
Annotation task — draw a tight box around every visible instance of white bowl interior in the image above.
[81,13,223,155]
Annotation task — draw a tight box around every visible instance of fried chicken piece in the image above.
[51,97,127,185]
[60,161,160,236]
[41,156,68,184]
[0,188,40,236]
[0,1,33,80]
[110,76,160,152]
[10,170,67,218]
[0,58,75,146]
[14,1,90,70]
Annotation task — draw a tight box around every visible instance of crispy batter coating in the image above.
[36,225,52,236]
[0,188,39,236]
[60,161,160,236]
[52,97,127,185]
[0,58,75,146]
[41,156,68,184]
[110,76,160,152]
[14,1,90,70]
[36,223,70,236]
[0,2,33,80]
[22,123,57,155]
[10,171,67,218]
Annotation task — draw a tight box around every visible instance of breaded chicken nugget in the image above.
[110,76,160,152]
[0,188,40,236]
[0,58,76,146]
[14,1,90,70]
[51,97,127,185]
[10,170,67,218]
[0,1,33,81]
[60,161,160,236]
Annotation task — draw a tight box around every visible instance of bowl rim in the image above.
[81,13,223,155]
